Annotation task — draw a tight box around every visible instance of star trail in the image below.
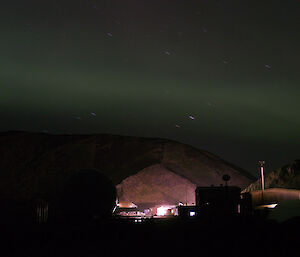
[1,0,299,174]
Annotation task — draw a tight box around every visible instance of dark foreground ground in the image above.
[1,216,299,257]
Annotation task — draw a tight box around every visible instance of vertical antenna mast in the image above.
[259,161,265,204]
[185,184,187,205]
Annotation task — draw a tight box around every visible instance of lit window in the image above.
[189,211,196,217]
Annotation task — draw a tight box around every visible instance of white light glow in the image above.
[157,206,169,216]
[189,211,196,217]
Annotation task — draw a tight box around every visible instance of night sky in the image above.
[1,0,299,176]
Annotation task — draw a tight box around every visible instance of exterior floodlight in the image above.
[261,204,277,209]
[157,206,169,216]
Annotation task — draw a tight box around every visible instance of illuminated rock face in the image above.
[243,160,300,193]
[0,131,255,202]
[117,164,197,207]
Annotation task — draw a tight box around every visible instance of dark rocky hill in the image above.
[243,159,300,193]
[0,131,255,206]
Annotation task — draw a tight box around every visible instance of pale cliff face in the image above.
[117,164,197,207]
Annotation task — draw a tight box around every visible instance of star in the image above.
[265,64,271,69]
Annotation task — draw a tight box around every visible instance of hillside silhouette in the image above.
[0,131,255,204]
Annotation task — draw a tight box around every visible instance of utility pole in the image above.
[185,184,187,205]
[259,161,265,204]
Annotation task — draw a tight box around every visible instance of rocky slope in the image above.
[0,131,255,206]
[243,160,300,193]
[116,164,198,207]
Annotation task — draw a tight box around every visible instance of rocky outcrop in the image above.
[243,160,300,193]
[0,131,255,204]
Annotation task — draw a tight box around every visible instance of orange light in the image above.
[260,203,277,209]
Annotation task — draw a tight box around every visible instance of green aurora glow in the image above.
[1,0,299,174]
